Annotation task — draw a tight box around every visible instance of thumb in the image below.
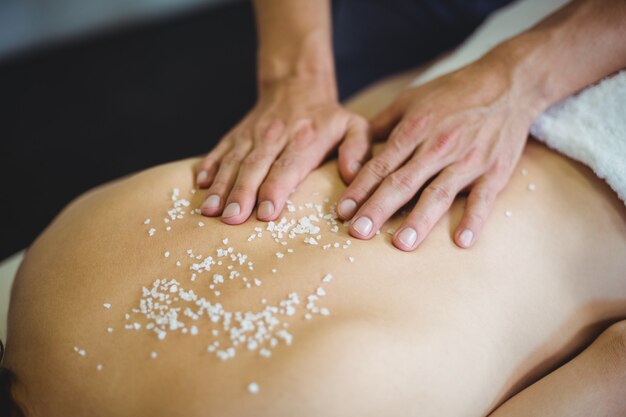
[338,116,371,184]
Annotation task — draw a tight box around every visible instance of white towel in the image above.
[411,0,626,203]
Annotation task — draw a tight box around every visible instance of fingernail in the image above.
[350,161,362,173]
[196,170,208,184]
[459,229,473,248]
[202,194,220,210]
[222,202,240,218]
[397,227,417,248]
[257,200,274,219]
[352,216,373,236]
[338,199,357,218]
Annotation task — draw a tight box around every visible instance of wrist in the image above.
[483,32,567,117]
[257,28,336,90]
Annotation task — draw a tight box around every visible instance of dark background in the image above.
[0,2,258,259]
[0,0,507,260]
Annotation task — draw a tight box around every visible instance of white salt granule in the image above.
[271,269,277,273]
[198,221,205,227]
[190,325,198,336]
[148,228,156,237]
[143,218,151,225]
[248,382,260,394]
[166,226,172,231]
[348,256,355,263]
[276,252,284,259]
[521,168,528,176]
[320,308,330,316]
[107,327,114,333]
[78,349,86,356]
[304,313,312,320]
[254,278,262,287]
[528,183,536,191]
[150,351,158,359]
[322,273,333,283]
[222,238,229,244]
[316,287,326,297]
[103,303,111,309]
[164,251,170,258]
[505,210,513,217]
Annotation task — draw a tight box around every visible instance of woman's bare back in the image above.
[4,133,626,416]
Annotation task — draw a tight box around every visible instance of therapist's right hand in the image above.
[196,76,370,225]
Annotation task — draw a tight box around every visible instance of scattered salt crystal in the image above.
[348,256,355,263]
[164,251,170,258]
[148,228,156,237]
[78,349,86,356]
[304,313,312,320]
[505,210,513,217]
[198,221,205,227]
[322,273,333,283]
[190,325,198,336]
[176,261,181,267]
[166,226,172,231]
[248,382,260,394]
[222,238,229,244]
[275,252,284,259]
[271,269,277,273]
[528,183,536,191]
[320,307,330,316]
[107,327,114,333]
[316,287,326,297]
[103,303,111,309]
[254,278,262,287]
[150,352,158,359]
[521,168,528,176]
[143,219,151,225]
[96,364,103,371]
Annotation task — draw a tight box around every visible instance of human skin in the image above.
[3,74,626,416]
[195,0,626,255]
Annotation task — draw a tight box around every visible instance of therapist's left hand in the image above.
[336,57,544,251]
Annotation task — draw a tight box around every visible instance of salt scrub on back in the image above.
[98,187,371,393]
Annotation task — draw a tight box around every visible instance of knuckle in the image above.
[423,184,454,205]
[259,118,285,145]
[272,156,296,169]
[388,171,416,194]
[427,130,459,157]
[241,152,268,169]
[230,182,256,196]
[466,211,486,226]
[365,199,387,218]
[364,157,393,180]
[208,180,230,193]
[221,151,246,164]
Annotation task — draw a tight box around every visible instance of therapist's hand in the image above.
[196,76,370,224]
[336,57,544,251]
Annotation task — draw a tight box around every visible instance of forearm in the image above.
[253,0,336,96]
[485,0,626,116]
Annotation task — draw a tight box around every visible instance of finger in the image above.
[336,115,430,221]
[337,116,371,184]
[347,149,455,241]
[392,164,480,251]
[454,160,514,249]
[370,100,404,141]
[256,123,327,221]
[195,139,231,188]
[200,143,251,216]
[220,120,286,224]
